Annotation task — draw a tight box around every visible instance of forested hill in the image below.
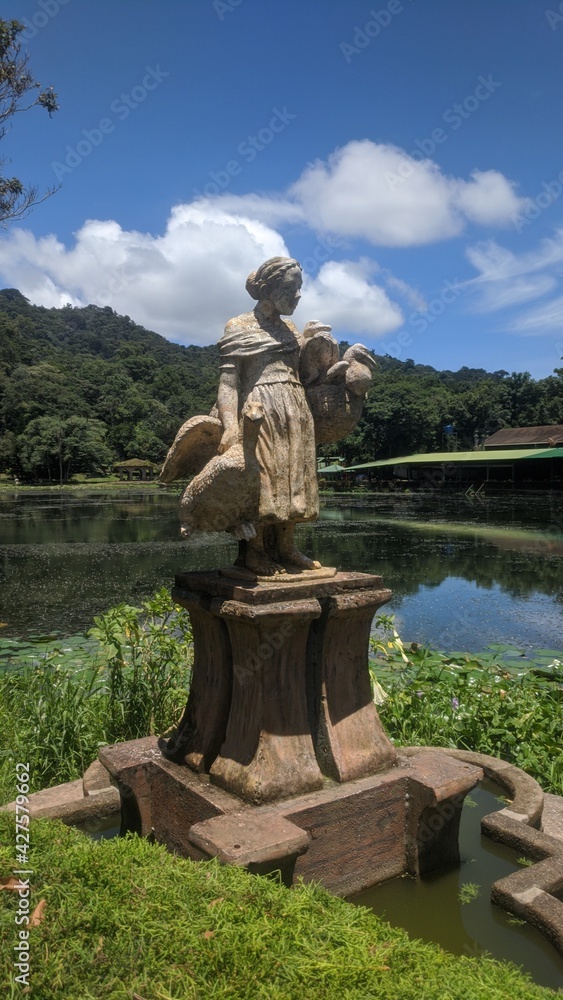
[0,289,219,479]
[0,288,562,480]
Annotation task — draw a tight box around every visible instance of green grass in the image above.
[0,814,559,1000]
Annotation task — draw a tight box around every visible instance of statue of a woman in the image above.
[160,256,377,577]
[216,256,320,575]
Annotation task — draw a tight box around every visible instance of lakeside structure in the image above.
[344,425,563,487]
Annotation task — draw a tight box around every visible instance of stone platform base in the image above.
[99,738,482,897]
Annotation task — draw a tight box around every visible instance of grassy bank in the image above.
[0,814,559,1000]
[0,474,165,492]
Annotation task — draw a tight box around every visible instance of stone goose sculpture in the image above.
[342,342,379,396]
[178,400,264,541]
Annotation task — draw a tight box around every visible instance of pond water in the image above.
[350,781,563,991]
[0,487,561,650]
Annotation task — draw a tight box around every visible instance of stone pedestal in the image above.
[99,567,482,895]
[161,570,397,804]
[100,738,482,895]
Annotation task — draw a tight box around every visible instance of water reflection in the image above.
[1,488,562,647]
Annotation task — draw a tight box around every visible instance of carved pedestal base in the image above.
[99,739,482,895]
[161,570,397,804]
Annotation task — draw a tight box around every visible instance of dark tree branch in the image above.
[0,18,59,224]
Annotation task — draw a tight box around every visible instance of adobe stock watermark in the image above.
[191,106,296,199]
[545,2,563,30]
[13,762,33,989]
[385,75,502,192]
[51,65,170,182]
[378,276,463,359]
[19,0,73,40]
[511,167,563,231]
[213,0,244,20]
[340,0,415,63]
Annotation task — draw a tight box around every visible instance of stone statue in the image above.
[160,256,377,576]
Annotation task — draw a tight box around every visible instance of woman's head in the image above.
[246,256,302,315]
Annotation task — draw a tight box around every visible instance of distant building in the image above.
[483,425,563,450]
[114,459,156,481]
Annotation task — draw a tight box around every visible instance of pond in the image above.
[350,781,563,991]
[0,486,562,651]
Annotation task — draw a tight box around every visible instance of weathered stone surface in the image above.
[403,746,544,828]
[285,768,410,896]
[1,772,120,826]
[158,414,222,484]
[99,744,482,898]
[160,256,377,575]
[404,746,563,957]
[189,811,309,869]
[405,750,482,876]
[304,342,378,444]
[160,591,232,772]
[174,569,385,605]
[209,597,324,804]
[543,793,563,842]
[100,737,248,852]
[169,572,395,803]
[308,587,397,782]
[492,857,563,956]
[83,759,113,796]
[177,400,263,541]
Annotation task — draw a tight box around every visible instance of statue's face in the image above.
[269,267,302,315]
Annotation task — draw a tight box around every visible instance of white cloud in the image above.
[506,295,563,334]
[206,141,527,249]
[466,231,563,285]
[0,139,533,345]
[301,260,403,336]
[464,230,563,331]
[0,204,403,344]
[288,141,528,247]
[196,193,305,228]
[0,206,289,343]
[455,170,528,227]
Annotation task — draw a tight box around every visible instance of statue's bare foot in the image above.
[280,547,321,571]
[245,547,286,577]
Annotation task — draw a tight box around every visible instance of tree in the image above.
[0,18,58,224]
[17,416,113,483]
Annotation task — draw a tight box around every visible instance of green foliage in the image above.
[0,19,58,224]
[0,815,558,1000]
[370,616,563,793]
[0,292,220,474]
[1,290,563,478]
[0,590,192,800]
[88,588,193,742]
[458,882,480,904]
[16,414,113,482]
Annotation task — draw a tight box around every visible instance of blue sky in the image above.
[1,0,563,377]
